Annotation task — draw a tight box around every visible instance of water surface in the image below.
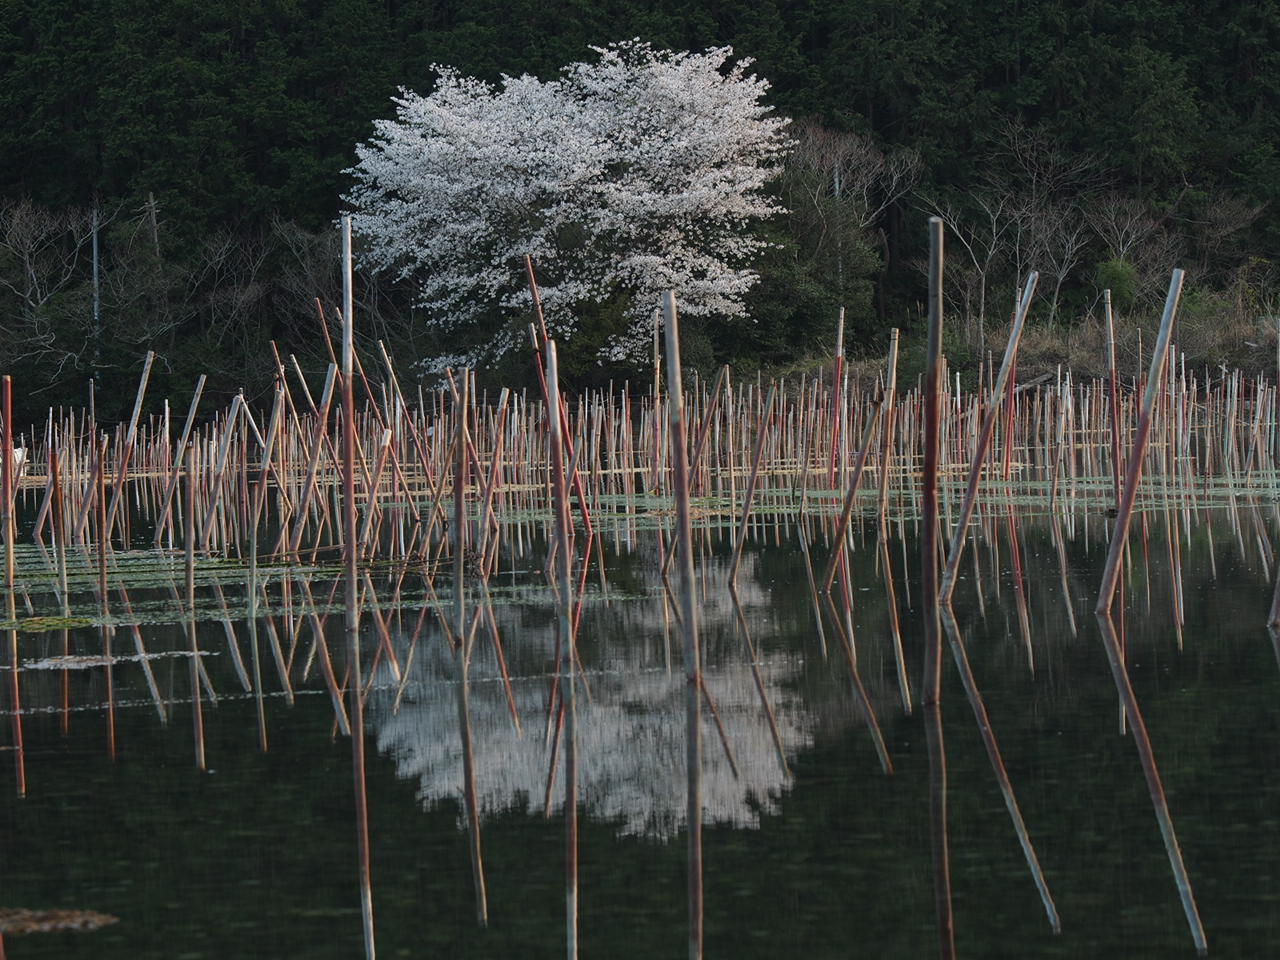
[2,508,1278,957]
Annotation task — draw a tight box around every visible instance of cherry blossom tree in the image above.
[344,41,790,368]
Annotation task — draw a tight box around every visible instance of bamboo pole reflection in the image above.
[821,554,892,774]
[728,584,791,777]
[939,603,1059,930]
[1095,610,1206,955]
[454,370,488,929]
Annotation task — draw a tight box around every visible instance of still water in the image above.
[1,508,1278,957]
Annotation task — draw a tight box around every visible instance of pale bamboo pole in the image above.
[875,329,901,520]
[1105,290,1123,509]
[114,586,167,723]
[283,365,339,556]
[727,384,777,583]
[873,330,911,712]
[197,394,245,552]
[3,377,23,796]
[359,429,393,558]
[96,434,117,758]
[453,371,488,927]
[1269,556,1280,627]
[662,291,704,960]
[297,576,350,735]
[1091,271,1205,955]
[153,376,206,548]
[104,351,155,538]
[546,341,578,960]
[245,385,284,749]
[827,307,845,486]
[688,365,727,494]
[342,218,376,960]
[818,394,884,594]
[51,441,72,736]
[184,442,206,770]
[2,377,12,596]
[1095,610,1207,955]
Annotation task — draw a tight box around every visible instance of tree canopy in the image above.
[345,42,790,368]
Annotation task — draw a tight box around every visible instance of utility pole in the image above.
[92,202,101,373]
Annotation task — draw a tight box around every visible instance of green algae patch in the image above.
[2,616,95,633]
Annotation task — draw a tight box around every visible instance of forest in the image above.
[1,0,1276,422]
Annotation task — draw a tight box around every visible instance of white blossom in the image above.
[344,40,790,365]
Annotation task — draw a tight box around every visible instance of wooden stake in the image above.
[662,291,704,960]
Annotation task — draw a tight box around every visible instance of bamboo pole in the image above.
[153,376,206,548]
[104,351,155,539]
[662,291,704,960]
[453,371,488,927]
[1104,290,1122,508]
[184,442,206,770]
[940,604,1059,931]
[342,218,376,960]
[922,217,954,960]
[938,274,1038,603]
[3,377,24,796]
[1097,271,1184,614]
[727,384,777,583]
[546,340,578,960]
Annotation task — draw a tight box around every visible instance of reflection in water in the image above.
[370,604,811,840]
[0,503,1277,957]
[1095,609,1206,954]
[941,603,1059,932]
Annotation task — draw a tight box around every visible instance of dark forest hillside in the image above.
[2,1,1276,420]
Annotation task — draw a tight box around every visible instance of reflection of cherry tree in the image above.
[369,553,811,839]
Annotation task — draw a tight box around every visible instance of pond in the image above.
[1,500,1277,958]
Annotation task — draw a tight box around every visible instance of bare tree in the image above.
[991,120,1104,321]
[1085,192,1184,310]
[789,121,921,230]
[988,118,1106,209]
[100,208,189,347]
[0,199,100,373]
[1085,191,1147,313]
[919,188,1015,344]
[1087,192,1160,262]
[1188,187,1267,284]
[1031,200,1091,323]
[273,219,416,369]
[786,122,920,300]
[1131,227,1184,307]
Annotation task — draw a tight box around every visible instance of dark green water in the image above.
[1,510,1278,958]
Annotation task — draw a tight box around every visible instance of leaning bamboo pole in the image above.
[1092,269,1206,956]
[939,273,1038,604]
[104,351,155,541]
[1097,271,1185,615]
